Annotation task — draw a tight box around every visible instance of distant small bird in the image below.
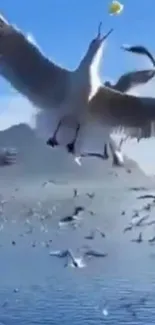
[133,214,149,227]
[86,192,95,199]
[96,227,106,238]
[59,206,85,225]
[137,195,155,200]
[42,179,56,187]
[148,236,155,243]
[131,232,143,243]
[64,249,79,268]
[129,187,147,192]
[88,210,96,216]
[132,211,139,219]
[143,203,151,211]
[49,249,80,268]
[73,188,78,198]
[74,206,85,216]
[123,225,133,233]
[83,249,108,258]
[59,215,77,225]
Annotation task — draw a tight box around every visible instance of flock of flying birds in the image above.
[0,181,153,317]
[0,14,155,168]
[4,181,153,269]
[46,187,155,268]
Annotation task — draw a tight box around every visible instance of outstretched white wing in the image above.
[0,14,71,110]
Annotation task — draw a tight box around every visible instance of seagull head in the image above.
[88,23,113,59]
[104,81,112,87]
[82,22,114,72]
[78,22,113,72]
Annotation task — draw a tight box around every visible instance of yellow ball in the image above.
[109,1,124,15]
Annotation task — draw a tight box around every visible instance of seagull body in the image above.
[1,14,155,157]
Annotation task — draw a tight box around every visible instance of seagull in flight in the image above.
[0,14,155,159]
[78,42,155,163]
[103,43,155,159]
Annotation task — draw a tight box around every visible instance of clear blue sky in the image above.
[0,0,155,174]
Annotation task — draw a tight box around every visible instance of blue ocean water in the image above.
[0,173,155,324]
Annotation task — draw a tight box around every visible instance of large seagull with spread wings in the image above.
[0,14,155,160]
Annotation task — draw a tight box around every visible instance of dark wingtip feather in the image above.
[121,44,155,67]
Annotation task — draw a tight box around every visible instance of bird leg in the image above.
[46,119,63,147]
[66,123,80,154]
[103,144,109,159]
[109,142,124,167]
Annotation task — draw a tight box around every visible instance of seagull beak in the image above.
[101,28,114,42]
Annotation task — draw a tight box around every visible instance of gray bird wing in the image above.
[0,14,71,110]
[114,70,155,93]
[89,85,155,139]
